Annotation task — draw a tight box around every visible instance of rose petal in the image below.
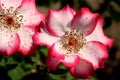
[79,41,108,69]
[17,27,35,55]
[26,43,37,55]
[49,42,80,68]
[85,18,114,47]
[0,27,20,55]
[47,5,76,37]
[61,55,80,68]
[33,23,60,48]
[46,42,63,71]
[18,0,46,28]
[48,43,64,60]
[0,0,22,10]
[71,7,100,36]
[46,55,60,71]
[68,59,94,78]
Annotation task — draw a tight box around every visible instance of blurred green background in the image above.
[0,0,120,80]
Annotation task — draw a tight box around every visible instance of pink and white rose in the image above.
[0,0,46,55]
[33,5,113,78]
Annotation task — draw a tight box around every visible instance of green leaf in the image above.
[0,57,7,67]
[37,46,48,63]
[39,46,48,56]
[21,63,33,71]
[8,65,25,80]
[31,52,40,63]
[6,57,18,64]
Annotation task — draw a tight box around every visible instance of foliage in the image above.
[0,46,98,80]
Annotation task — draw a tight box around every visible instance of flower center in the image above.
[0,6,23,30]
[5,16,14,25]
[68,36,78,46]
[60,28,86,54]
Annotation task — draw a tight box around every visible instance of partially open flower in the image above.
[0,0,46,55]
[33,5,113,78]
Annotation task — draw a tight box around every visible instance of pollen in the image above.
[60,28,86,54]
[0,6,23,30]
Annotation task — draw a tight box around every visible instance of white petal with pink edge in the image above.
[33,25,60,48]
[46,43,64,71]
[17,27,34,55]
[0,28,20,55]
[0,0,22,11]
[61,55,80,68]
[71,8,100,36]
[18,0,46,28]
[48,42,80,68]
[79,41,108,70]
[68,59,94,78]
[48,43,65,60]
[85,18,114,47]
[47,5,76,37]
